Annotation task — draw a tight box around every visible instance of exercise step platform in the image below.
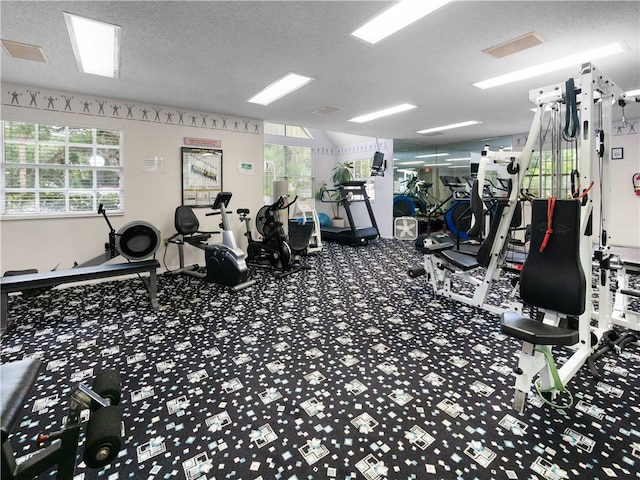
[500,311,580,346]
[1,259,160,335]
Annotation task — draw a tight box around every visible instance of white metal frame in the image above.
[505,63,635,412]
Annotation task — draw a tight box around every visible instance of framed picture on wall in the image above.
[181,147,223,206]
[611,147,623,160]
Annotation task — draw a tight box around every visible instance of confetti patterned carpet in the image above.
[1,238,639,480]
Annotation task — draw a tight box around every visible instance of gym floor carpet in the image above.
[1,239,638,479]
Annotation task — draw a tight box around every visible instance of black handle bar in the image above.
[268,195,298,211]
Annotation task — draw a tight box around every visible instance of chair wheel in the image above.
[91,370,122,409]
[83,406,122,468]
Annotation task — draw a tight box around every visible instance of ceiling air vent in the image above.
[312,107,340,115]
[1,39,47,62]
[483,32,546,59]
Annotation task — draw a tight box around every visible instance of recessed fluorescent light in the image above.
[248,73,314,106]
[399,161,426,165]
[423,163,450,167]
[626,89,640,97]
[348,103,416,123]
[417,121,480,134]
[415,153,449,158]
[64,12,121,78]
[352,0,452,45]
[447,157,471,161]
[473,42,628,89]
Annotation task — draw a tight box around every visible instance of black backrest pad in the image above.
[466,179,484,238]
[520,199,586,315]
[174,206,200,235]
[476,202,506,268]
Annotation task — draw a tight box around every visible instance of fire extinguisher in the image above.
[634,173,640,196]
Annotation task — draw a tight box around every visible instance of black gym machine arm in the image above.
[1,362,123,480]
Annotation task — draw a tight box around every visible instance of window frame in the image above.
[263,143,314,200]
[1,119,124,218]
[523,147,578,199]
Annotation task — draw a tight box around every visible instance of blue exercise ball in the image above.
[317,212,331,227]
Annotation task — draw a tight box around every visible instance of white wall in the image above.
[599,124,640,248]
[334,138,394,239]
[1,84,264,273]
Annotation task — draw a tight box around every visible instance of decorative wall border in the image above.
[2,83,262,135]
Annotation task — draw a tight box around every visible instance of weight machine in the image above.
[499,63,639,412]
[409,147,530,315]
[1,359,123,479]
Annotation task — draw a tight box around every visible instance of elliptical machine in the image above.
[238,196,310,279]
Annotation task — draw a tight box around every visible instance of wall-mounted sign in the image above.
[183,137,222,148]
[239,162,254,176]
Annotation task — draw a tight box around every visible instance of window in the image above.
[524,148,577,199]
[2,121,123,216]
[264,144,313,199]
[351,158,375,200]
[264,122,312,139]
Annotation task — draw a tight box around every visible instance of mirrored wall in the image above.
[392,136,513,226]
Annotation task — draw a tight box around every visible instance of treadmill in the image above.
[320,181,380,246]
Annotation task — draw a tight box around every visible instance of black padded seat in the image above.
[1,358,41,443]
[441,249,479,271]
[500,311,579,346]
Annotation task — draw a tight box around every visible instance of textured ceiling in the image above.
[1,1,639,147]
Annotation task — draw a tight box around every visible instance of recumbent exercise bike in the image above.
[169,192,255,291]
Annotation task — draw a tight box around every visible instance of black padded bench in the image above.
[1,259,160,335]
[417,242,479,271]
[0,359,42,447]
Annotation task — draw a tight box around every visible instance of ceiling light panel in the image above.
[348,103,416,123]
[417,120,480,134]
[352,0,452,45]
[473,42,627,89]
[415,153,449,158]
[248,73,314,106]
[64,12,121,78]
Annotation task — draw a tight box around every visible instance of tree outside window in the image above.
[2,121,124,216]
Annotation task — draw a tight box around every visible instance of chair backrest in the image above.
[466,179,485,238]
[174,206,200,236]
[520,198,585,315]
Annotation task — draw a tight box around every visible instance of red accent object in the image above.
[539,197,556,253]
[633,173,640,196]
[36,433,49,447]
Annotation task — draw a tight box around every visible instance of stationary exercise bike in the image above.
[238,196,310,279]
[168,192,255,291]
